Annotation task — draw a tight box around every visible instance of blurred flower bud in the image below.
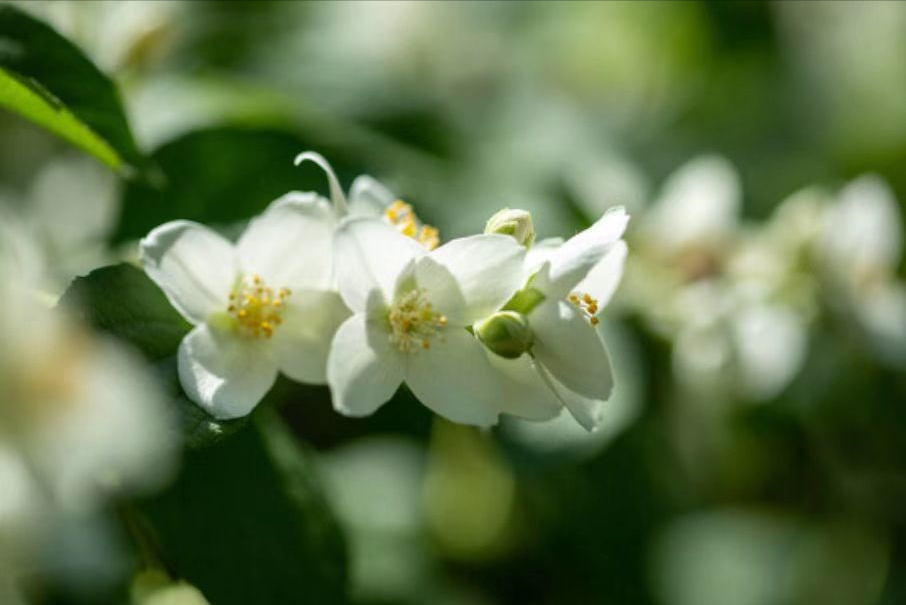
[484,208,535,247]
[474,311,534,359]
[131,569,211,605]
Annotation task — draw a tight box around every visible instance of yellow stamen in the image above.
[568,291,601,327]
[383,199,440,250]
[388,289,447,353]
[227,274,292,339]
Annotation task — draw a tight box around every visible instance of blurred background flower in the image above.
[2,1,906,604]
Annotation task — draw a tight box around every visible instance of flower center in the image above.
[568,291,600,326]
[384,200,440,250]
[227,274,291,339]
[388,289,447,352]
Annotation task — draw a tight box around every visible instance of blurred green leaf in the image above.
[0,6,147,175]
[113,126,361,243]
[140,409,347,605]
[58,263,246,449]
[59,264,190,362]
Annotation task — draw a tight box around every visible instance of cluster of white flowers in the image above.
[141,152,629,431]
[623,155,906,402]
[0,212,176,590]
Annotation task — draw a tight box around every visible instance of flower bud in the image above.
[474,311,533,359]
[484,208,535,247]
[131,569,211,605]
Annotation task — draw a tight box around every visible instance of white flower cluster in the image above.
[0,212,176,572]
[141,152,629,431]
[623,155,906,401]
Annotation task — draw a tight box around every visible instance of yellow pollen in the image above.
[388,289,447,353]
[383,199,440,250]
[227,274,291,339]
[569,291,601,327]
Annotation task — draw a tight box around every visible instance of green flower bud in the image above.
[484,208,535,247]
[131,569,211,605]
[474,310,534,359]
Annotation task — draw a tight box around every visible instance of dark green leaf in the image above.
[140,410,347,605]
[113,126,362,243]
[58,263,245,449]
[59,264,190,362]
[0,5,146,174]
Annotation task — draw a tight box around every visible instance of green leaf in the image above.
[0,5,146,174]
[113,126,361,243]
[140,410,348,605]
[58,264,246,449]
[59,264,190,362]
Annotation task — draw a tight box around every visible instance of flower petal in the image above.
[822,174,903,278]
[327,313,405,417]
[334,216,425,313]
[411,257,467,324]
[405,329,507,427]
[524,237,563,274]
[534,362,606,431]
[531,299,614,401]
[576,240,628,309]
[271,289,351,384]
[485,353,562,421]
[425,234,526,323]
[537,207,629,298]
[294,151,348,214]
[237,193,337,289]
[178,325,278,419]
[644,154,741,251]
[140,221,238,325]
[348,174,395,217]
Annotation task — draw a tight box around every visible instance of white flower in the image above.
[140,188,349,419]
[327,216,553,426]
[0,224,175,524]
[297,151,441,250]
[820,175,906,364]
[489,207,630,430]
[638,154,741,256]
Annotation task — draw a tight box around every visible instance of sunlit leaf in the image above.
[0,5,146,174]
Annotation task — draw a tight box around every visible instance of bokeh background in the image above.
[2,2,906,604]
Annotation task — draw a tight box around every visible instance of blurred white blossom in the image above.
[0,218,177,587]
[626,156,812,401]
[818,176,906,364]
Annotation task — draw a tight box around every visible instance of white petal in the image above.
[237,193,337,289]
[334,216,425,313]
[348,174,396,217]
[856,281,906,365]
[410,257,466,323]
[178,325,278,419]
[731,303,807,400]
[140,221,238,325]
[534,362,606,431]
[327,314,405,417]
[524,237,562,274]
[271,289,351,384]
[485,353,562,421]
[576,240,628,308]
[424,234,526,323]
[406,329,506,427]
[294,151,348,214]
[822,175,903,278]
[532,299,614,400]
[644,154,741,250]
[537,207,629,298]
